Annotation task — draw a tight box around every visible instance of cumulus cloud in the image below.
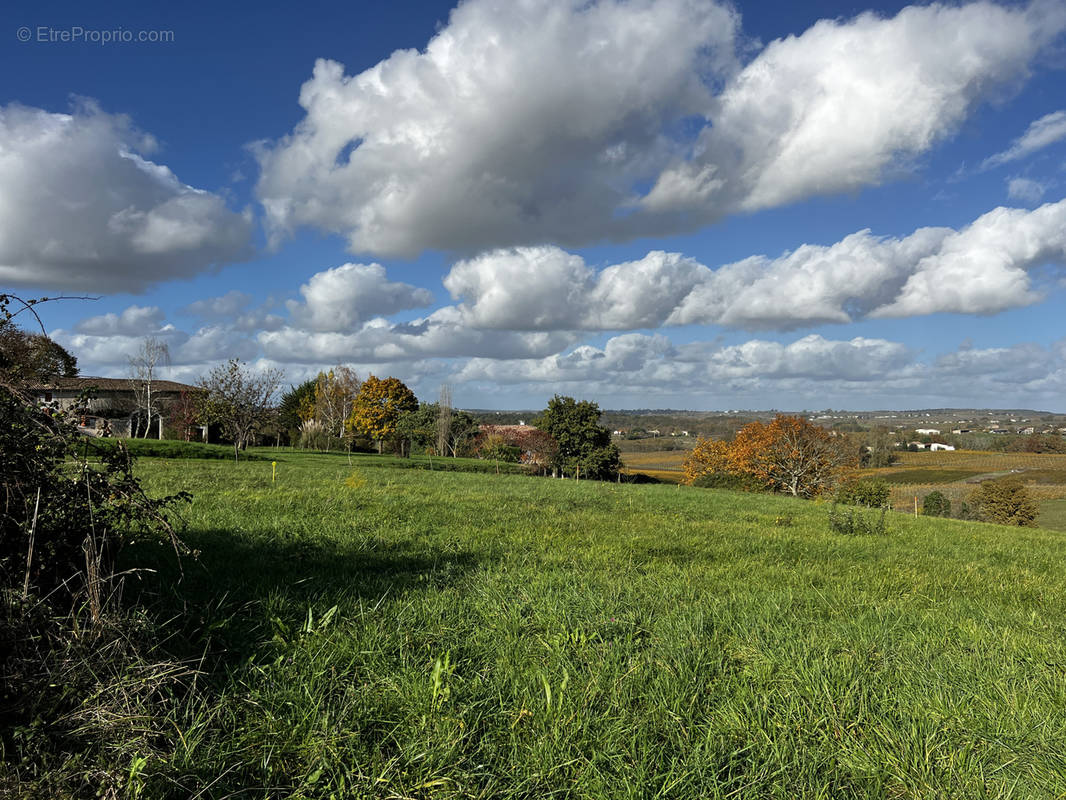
[983,109,1066,169]
[286,263,435,332]
[182,290,286,332]
[256,0,1062,255]
[0,102,253,291]
[440,200,1066,331]
[75,305,167,336]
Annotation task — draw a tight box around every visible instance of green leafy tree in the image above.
[534,395,620,479]
[836,477,890,508]
[922,491,952,517]
[347,375,418,453]
[970,479,1038,527]
[278,379,317,444]
[0,320,78,384]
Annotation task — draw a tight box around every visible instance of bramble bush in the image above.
[970,479,1038,527]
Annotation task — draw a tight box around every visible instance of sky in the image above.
[2,0,1066,411]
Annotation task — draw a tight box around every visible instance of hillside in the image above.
[105,450,1066,797]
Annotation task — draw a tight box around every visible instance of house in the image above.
[908,441,928,450]
[929,443,955,451]
[914,428,940,435]
[29,376,201,438]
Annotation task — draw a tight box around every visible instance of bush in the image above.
[691,471,765,492]
[970,479,1038,527]
[922,490,952,517]
[0,380,192,791]
[835,477,890,508]
[827,504,888,536]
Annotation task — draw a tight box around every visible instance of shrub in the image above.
[835,477,890,508]
[691,471,764,492]
[970,479,1038,527]
[0,378,193,792]
[827,504,888,536]
[922,490,952,517]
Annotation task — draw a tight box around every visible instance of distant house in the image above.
[914,428,940,435]
[908,441,928,450]
[1018,427,1035,435]
[952,429,972,435]
[29,376,201,438]
[928,443,955,451]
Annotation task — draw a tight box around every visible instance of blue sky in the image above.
[2,0,1066,410]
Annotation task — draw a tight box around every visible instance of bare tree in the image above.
[436,383,452,457]
[197,359,283,461]
[129,337,170,438]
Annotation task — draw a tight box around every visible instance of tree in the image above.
[534,395,620,479]
[0,320,78,384]
[129,337,171,438]
[922,491,952,517]
[197,359,283,461]
[437,384,453,457]
[683,415,855,498]
[682,437,731,485]
[970,479,1038,527]
[277,379,317,444]
[346,375,418,453]
[313,367,361,439]
[168,389,202,442]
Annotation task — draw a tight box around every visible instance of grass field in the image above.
[92,449,1066,798]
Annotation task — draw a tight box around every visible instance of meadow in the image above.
[620,447,1066,527]
[95,449,1066,798]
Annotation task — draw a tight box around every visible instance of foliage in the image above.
[859,434,900,468]
[346,375,418,453]
[0,319,78,383]
[197,359,284,461]
[475,433,522,463]
[396,403,441,456]
[827,504,888,535]
[835,477,890,508]
[684,415,856,497]
[534,395,620,479]
[690,471,764,492]
[970,479,1038,527]
[1008,434,1066,454]
[167,388,202,442]
[922,490,952,518]
[312,367,361,439]
[277,379,317,442]
[682,437,730,484]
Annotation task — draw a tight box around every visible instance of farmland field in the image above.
[69,449,1066,798]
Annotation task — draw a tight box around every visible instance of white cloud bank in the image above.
[444,199,1066,331]
[256,0,1065,256]
[0,102,253,292]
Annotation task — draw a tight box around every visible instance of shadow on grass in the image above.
[124,528,484,674]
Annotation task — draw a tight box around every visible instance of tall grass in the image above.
[54,451,1066,797]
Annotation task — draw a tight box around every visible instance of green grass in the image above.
[1039,498,1066,532]
[114,451,1066,798]
[88,437,271,460]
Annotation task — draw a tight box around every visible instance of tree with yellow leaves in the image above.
[346,375,418,453]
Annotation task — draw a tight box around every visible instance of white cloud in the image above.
[870,200,1066,317]
[653,1,1057,215]
[0,102,253,291]
[286,262,435,332]
[256,0,1062,255]
[75,305,167,336]
[440,200,1066,331]
[1006,176,1048,204]
[983,109,1066,169]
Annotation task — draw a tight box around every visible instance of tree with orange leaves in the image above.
[683,414,855,498]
